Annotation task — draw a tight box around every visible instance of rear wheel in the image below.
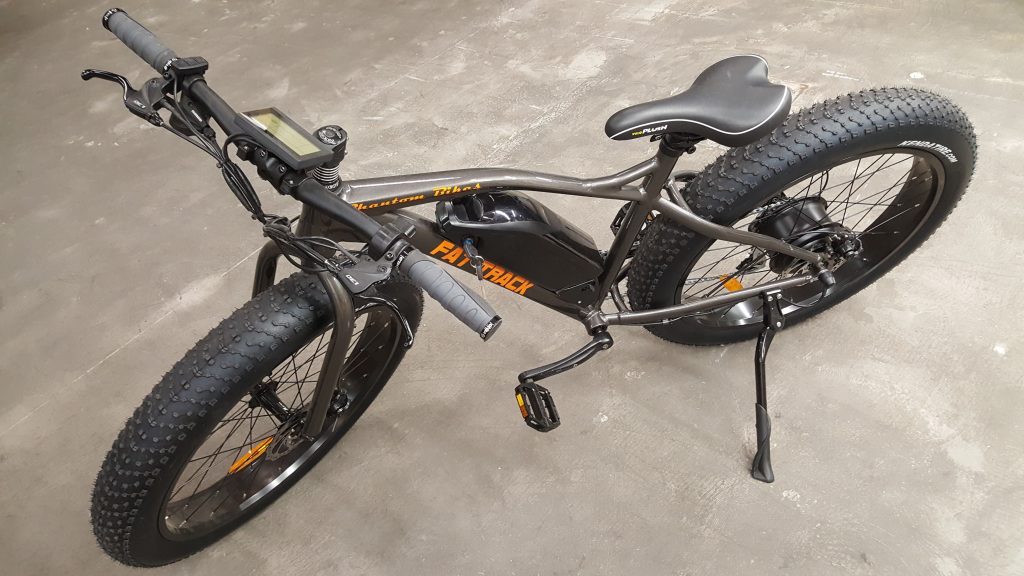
[628,88,976,345]
[91,273,422,566]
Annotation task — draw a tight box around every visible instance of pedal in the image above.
[514,380,560,432]
[512,330,612,432]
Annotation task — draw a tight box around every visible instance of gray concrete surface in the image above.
[2,0,1022,574]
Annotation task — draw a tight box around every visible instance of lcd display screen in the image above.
[243,110,322,157]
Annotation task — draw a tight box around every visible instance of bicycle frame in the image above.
[253,146,826,332]
[83,14,982,557]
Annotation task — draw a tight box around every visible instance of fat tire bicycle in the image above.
[83,8,977,566]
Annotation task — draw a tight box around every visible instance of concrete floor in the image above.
[2,0,1022,574]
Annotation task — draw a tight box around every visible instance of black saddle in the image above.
[604,55,791,147]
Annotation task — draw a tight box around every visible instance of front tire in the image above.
[90,273,422,566]
[628,88,976,345]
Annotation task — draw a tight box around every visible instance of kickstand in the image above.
[751,291,785,483]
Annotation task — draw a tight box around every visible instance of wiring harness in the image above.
[157,78,357,274]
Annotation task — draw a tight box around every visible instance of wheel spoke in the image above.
[846,167,916,231]
[681,244,751,299]
[340,323,390,380]
[856,204,921,237]
[173,416,247,503]
[827,166,913,225]
[670,151,939,329]
[837,157,862,224]
[161,301,404,538]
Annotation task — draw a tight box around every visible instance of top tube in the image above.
[338,159,658,213]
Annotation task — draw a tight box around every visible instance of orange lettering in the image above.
[441,247,463,264]
[515,281,534,295]
[430,240,455,255]
[425,245,534,296]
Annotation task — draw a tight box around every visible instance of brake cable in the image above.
[153,78,359,274]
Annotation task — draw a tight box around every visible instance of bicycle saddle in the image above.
[604,55,791,147]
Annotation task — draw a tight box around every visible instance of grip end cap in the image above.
[101,8,124,30]
[480,316,502,341]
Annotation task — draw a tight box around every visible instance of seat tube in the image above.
[643,145,683,196]
[593,149,680,302]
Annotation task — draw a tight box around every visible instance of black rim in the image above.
[674,149,945,327]
[158,305,401,540]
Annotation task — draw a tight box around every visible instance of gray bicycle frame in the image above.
[253,145,825,330]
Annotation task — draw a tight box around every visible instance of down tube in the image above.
[374,210,588,318]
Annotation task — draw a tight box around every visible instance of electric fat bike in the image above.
[84,8,977,566]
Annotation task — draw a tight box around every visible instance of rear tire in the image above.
[90,273,422,566]
[628,88,976,345]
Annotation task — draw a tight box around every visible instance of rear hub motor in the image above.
[750,197,861,273]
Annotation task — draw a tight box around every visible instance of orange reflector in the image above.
[516,393,529,419]
[719,275,744,292]
[228,437,273,474]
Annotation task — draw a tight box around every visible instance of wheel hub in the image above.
[750,196,861,272]
[266,417,305,461]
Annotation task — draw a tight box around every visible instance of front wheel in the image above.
[628,88,977,345]
[90,273,422,566]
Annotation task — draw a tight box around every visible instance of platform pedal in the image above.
[512,330,612,432]
[514,381,560,432]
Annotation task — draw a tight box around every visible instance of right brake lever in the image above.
[81,68,163,127]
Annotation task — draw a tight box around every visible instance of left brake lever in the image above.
[81,68,163,127]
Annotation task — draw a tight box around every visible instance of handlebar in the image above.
[399,252,502,340]
[292,180,501,340]
[102,8,177,73]
[98,8,502,340]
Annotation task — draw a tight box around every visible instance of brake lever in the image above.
[81,68,163,127]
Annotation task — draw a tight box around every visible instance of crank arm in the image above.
[518,330,613,385]
[513,330,613,433]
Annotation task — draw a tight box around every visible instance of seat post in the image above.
[641,133,701,198]
[659,132,705,157]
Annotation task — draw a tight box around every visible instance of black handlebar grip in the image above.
[400,251,501,340]
[102,8,178,73]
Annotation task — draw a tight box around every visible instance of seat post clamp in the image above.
[659,133,704,157]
